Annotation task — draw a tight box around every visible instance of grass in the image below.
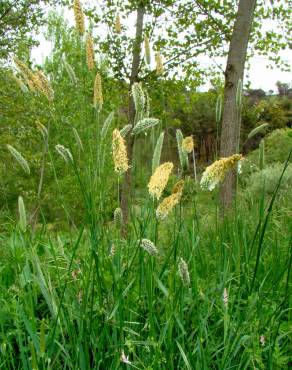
[0,149,291,369]
[1,56,291,369]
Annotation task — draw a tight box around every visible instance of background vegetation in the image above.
[0,1,291,369]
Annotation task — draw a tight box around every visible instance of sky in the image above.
[31,3,292,93]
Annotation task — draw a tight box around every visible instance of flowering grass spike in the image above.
[144,36,151,65]
[178,258,190,286]
[200,154,243,191]
[115,15,122,33]
[93,73,103,111]
[18,196,27,233]
[73,0,85,35]
[120,124,132,137]
[14,58,36,91]
[148,162,173,200]
[55,144,73,163]
[86,34,95,70]
[156,180,184,220]
[114,207,123,227]
[7,145,30,174]
[112,129,129,175]
[33,70,54,101]
[155,53,164,75]
[131,82,145,118]
[182,136,194,154]
[140,239,158,256]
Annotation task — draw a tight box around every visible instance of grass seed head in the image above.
[73,0,85,35]
[120,124,132,137]
[178,258,190,286]
[223,288,228,308]
[148,162,173,200]
[260,335,265,347]
[200,154,243,191]
[33,70,54,101]
[182,136,194,153]
[86,33,95,70]
[152,131,165,173]
[14,58,36,91]
[7,145,30,174]
[112,129,129,175]
[155,52,164,75]
[176,129,189,171]
[101,111,115,138]
[72,127,84,152]
[55,144,73,163]
[93,72,103,111]
[156,180,184,220]
[18,196,27,233]
[144,36,151,65]
[114,207,123,227]
[132,118,159,135]
[36,121,48,139]
[109,244,116,257]
[156,193,180,220]
[140,239,158,256]
[144,90,150,118]
[115,14,122,33]
[63,57,78,84]
[131,82,145,117]
[172,179,184,195]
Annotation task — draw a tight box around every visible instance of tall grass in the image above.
[1,37,291,370]
[0,124,291,368]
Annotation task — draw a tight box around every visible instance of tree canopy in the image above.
[0,0,56,60]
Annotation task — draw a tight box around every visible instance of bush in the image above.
[247,128,292,167]
[245,162,292,196]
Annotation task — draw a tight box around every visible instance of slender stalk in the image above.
[192,149,197,182]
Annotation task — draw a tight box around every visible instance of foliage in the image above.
[245,162,292,196]
[0,14,128,228]
[0,0,58,60]
[80,0,291,82]
[247,128,292,167]
[0,161,291,368]
[0,4,292,369]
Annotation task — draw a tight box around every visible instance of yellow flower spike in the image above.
[14,58,36,91]
[115,14,122,33]
[93,72,103,111]
[33,71,54,101]
[200,154,243,191]
[112,129,129,175]
[182,136,194,153]
[148,162,173,200]
[156,180,184,220]
[86,33,95,70]
[172,179,184,195]
[73,0,85,35]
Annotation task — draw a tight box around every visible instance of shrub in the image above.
[245,162,292,196]
[247,128,292,167]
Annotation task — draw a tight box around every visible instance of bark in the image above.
[219,0,256,212]
[120,5,145,226]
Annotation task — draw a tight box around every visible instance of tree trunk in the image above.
[120,5,145,226]
[219,0,256,212]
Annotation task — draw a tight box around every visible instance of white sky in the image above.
[31,3,292,93]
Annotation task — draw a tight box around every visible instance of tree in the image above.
[276,81,290,97]
[80,0,290,220]
[219,0,257,211]
[121,4,145,224]
[12,0,287,223]
[0,0,54,60]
